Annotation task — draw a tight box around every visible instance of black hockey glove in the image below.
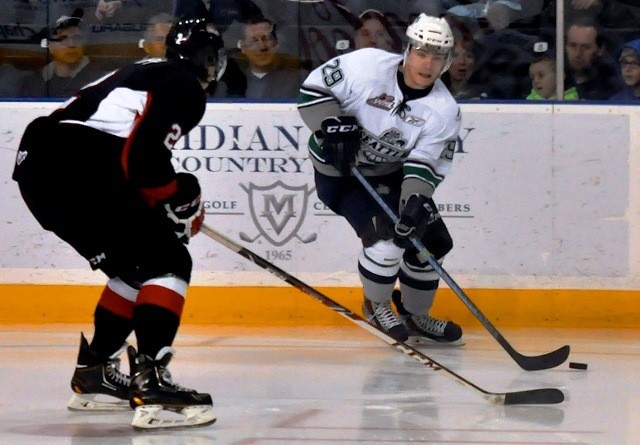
[320,116,360,175]
[163,173,205,244]
[393,194,434,249]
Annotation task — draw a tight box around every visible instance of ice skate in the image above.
[362,297,408,342]
[392,290,464,346]
[128,346,216,430]
[406,314,464,346]
[67,333,131,411]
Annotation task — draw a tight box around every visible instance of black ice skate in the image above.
[128,345,216,430]
[392,290,464,346]
[362,297,409,342]
[67,333,131,411]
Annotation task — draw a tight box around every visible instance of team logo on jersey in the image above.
[360,128,408,164]
[366,93,395,111]
[240,181,317,246]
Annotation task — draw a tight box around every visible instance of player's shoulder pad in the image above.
[338,47,401,69]
[331,48,402,83]
[432,80,462,119]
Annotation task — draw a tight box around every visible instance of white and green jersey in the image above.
[298,48,461,196]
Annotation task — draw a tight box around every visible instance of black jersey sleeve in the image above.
[121,64,206,207]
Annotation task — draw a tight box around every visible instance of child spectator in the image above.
[526,52,579,100]
[609,39,640,101]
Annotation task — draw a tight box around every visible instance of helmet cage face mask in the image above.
[404,14,454,75]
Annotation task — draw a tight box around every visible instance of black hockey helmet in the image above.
[165,17,227,84]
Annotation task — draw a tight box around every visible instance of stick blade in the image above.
[515,345,570,371]
[503,388,565,405]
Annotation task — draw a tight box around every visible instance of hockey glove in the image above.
[320,116,360,175]
[163,173,205,243]
[393,194,434,249]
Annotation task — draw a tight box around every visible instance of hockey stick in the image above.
[351,167,570,371]
[200,223,564,405]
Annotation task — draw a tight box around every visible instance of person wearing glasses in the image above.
[609,39,640,101]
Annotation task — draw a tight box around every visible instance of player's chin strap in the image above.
[350,166,571,371]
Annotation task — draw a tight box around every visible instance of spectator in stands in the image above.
[609,39,640,101]
[21,10,109,98]
[232,15,304,99]
[353,9,402,53]
[526,51,579,100]
[441,28,487,99]
[138,13,175,59]
[537,1,640,56]
[565,15,624,100]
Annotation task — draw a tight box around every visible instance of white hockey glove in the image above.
[320,116,360,175]
[393,194,435,249]
[163,173,205,243]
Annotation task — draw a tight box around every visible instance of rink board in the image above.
[0,102,639,326]
[0,284,638,328]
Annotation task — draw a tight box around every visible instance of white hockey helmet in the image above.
[404,13,454,74]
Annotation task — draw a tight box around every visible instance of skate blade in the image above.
[407,335,466,347]
[67,393,131,411]
[132,404,217,430]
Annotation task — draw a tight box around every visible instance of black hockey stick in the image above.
[351,167,570,371]
[200,223,564,405]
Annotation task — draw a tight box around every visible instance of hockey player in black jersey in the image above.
[12,17,225,429]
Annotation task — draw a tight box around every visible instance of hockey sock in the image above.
[91,306,133,360]
[90,284,135,360]
[133,283,185,357]
[358,264,396,303]
[357,240,402,303]
[133,304,180,358]
[399,269,438,315]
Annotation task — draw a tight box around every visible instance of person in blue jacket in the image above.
[609,39,640,102]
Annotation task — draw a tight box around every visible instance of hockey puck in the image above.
[569,362,588,370]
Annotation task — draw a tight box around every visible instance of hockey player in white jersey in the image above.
[298,14,463,345]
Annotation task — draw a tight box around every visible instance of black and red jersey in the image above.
[47,58,206,207]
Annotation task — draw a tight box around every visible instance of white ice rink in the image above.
[0,324,638,444]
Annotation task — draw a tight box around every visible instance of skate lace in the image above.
[106,359,131,387]
[412,315,447,335]
[370,301,403,330]
[159,367,192,392]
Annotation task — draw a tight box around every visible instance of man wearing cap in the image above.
[21,9,109,98]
